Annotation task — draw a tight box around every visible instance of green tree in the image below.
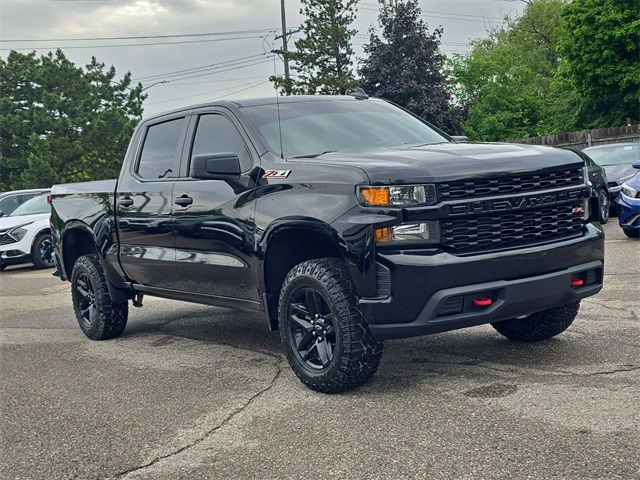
[555,0,640,129]
[271,0,358,95]
[451,0,567,140]
[358,0,463,133]
[0,49,146,190]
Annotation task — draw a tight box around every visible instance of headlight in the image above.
[358,184,437,206]
[9,226,28,241]
[621,183,639,198]
[616,173,635,186]
[375,221,440,244]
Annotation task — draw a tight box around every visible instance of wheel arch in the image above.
[32,226,52,249]
[259,218,347,330]
[60,223,133,302]
[59,222,100,280]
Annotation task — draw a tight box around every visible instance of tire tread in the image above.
[71,254,128,340]
[491,302,580,342]
[279,258,383,393]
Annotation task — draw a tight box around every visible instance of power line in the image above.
[156,75,267,87]
[4,29,278,43]
[359,2,505,22]
[210,80,270,101]
[132,54,268,82]
[1,35,270,51]
[145,79,269,107]
[141,58,275,84]
[358,4,504,24]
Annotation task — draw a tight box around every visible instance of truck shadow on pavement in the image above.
[120,304,607,394]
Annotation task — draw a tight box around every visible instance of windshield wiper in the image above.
[405,141,449,148]
[290,150,336,159]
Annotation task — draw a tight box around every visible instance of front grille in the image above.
[438,295,464,316]
[0,233,15,246]
[440,203,583,252]
[438,168,583,201]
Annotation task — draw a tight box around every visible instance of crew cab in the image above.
[50,94,605,393]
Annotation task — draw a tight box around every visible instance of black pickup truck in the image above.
[50,94,605,393]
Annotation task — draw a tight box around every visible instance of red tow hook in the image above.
[472,297,492,307]
[570,278,584,287]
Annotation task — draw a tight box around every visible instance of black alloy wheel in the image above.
[279,258,383,393]
[75,270,98,331]
[32,233,55,269]
[71,254,128,340]
[287,287,337,370]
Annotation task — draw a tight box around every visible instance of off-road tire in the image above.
[71,254,128,340]
[279,258,383,393]
[597,189,609,224]
[491,302,580,342]
[622,227,639,238]
[31,233,55,269]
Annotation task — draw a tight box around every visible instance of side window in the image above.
[0,195,19,214]
[191,114,253,173]
[137,117,187,180]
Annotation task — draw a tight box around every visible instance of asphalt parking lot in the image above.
[1,221,638,480]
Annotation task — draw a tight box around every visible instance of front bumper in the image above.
[0,240,32,265]
[617,194,640,229]
[360,224,605,340]
[0,250,31,266]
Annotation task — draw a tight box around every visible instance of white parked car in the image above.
[0,194,53,271]
[0,188,50,217]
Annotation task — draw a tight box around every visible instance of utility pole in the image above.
[280,0,291,90]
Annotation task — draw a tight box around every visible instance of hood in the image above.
[625,172,640,190]
[0,213,50,230]
[289,143,584,184]
[603,164,636,182]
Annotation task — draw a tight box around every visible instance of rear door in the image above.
[116,114,189,289]
[172,109,260,301]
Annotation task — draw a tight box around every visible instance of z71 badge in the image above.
[262,170,291,179]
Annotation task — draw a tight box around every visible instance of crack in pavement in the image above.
[582,299,638,314]
[43,286,70,295]
[407,354,639,379]
[589,366,640,376]
[114,356,283,479]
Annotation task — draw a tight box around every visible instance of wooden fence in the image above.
[513,125,640,150]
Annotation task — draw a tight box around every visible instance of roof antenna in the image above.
[348,87,368,100]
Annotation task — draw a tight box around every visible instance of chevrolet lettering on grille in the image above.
[449,188,585,216]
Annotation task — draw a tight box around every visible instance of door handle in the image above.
[119,197,134,208]
[174,195,193,207]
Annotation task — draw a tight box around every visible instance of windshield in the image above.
[242,99,449,158]
[584,144,640,166]
[9,194,50,217]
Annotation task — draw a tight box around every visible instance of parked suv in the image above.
[0,193,54,271]
[0,188,50,217]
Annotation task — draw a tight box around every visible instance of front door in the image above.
[173,111,259,301]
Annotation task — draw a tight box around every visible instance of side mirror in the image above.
[633,160,640,170]
[450,135,468,143]
[191,153,241,180]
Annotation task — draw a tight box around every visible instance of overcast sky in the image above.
[1,0,524,117]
